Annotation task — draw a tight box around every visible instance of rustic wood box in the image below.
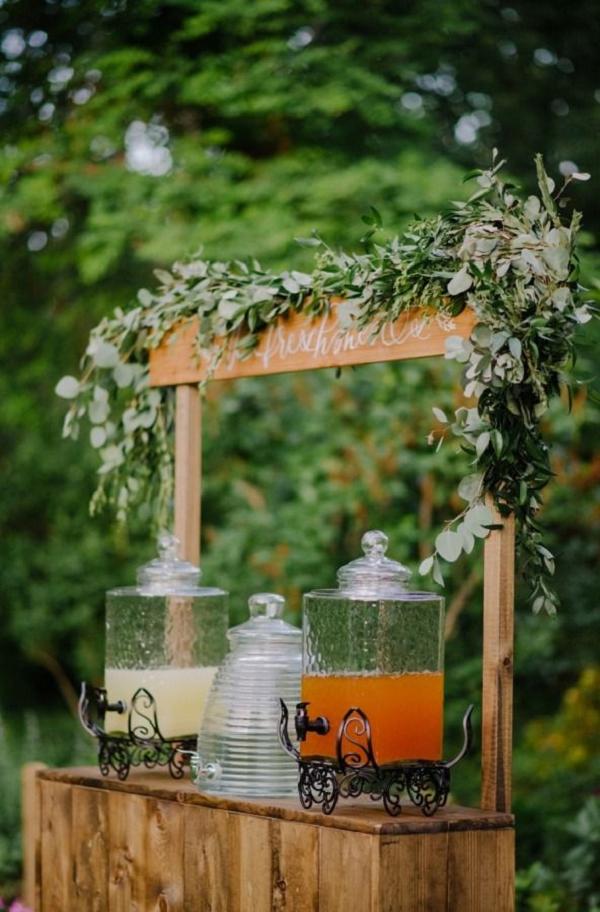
[34,766,514,911]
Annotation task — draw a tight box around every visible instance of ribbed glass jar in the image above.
[196,593,302,797]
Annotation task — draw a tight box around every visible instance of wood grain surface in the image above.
[36,767,514,911]
[481,501,515,813]
[148,305,476,387]
[21,761,46,911]
[174,384,201,565]
[39,767,513,836]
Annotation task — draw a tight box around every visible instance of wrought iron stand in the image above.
[78,682,196,780]
[279,699,473,817]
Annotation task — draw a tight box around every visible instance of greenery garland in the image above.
[56,152,593,614]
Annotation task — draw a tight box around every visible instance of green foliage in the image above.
[56,153,593,613]
[516,798,600,912]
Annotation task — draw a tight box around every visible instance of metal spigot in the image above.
[294,701,330,741]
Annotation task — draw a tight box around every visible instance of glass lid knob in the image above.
[249,592,285,619]
[157,531,181,561]
[361,529,389,559]
[336,528,410,594]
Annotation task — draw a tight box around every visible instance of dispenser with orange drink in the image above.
[299,529,445,768]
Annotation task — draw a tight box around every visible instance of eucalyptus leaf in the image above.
[90,426,107,448]
[508,337,522,359]
[432,557,445,587]
[218,298,241,320]
[447,266,473,296]
[113,363,135,388]
[435,529,462,562]
[472,324,492,348]
[464,503,494,538]
[282,274,301,294]
[419,555,434,575]
[457,523,475,554]
[476,431,490,457]
[88,400,109,424]
[55,375,80,399]
[137,288,154,306]
[458,473,482,502]
[91,340,119,369]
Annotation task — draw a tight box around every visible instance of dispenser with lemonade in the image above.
[301,530,445,766]
[104,533,228,738]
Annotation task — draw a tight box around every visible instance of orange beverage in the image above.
[300,672,444,765]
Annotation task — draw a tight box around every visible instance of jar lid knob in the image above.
[136,530,201,590]
[336,529,410,595]
[157,531,180,561]
[361,529,388,559]
[249,592,285,619]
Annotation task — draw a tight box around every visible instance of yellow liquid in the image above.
[301,672,444,765]
[104,666,217,738]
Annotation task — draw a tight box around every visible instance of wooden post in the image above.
[174,384,201,564]
[21,761,47,911]
[481,500,515,813]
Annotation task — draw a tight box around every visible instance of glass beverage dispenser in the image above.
[104,533,228,739]
[195,592,302,797]
[301,530,444,766]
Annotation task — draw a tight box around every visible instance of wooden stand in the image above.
[26,302,517,910]
[35,767,514,911]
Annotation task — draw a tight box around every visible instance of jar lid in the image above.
[336,530,411,597]
[228,593,301,646]
[137,532,201,592]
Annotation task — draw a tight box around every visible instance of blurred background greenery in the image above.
[0,1,599,908]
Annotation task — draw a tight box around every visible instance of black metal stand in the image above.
[278,700,474,817]
[78,682,196,781]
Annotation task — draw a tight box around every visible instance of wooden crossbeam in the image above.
[149,303,476,387]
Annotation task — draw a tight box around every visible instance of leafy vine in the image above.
[57,152,593,613]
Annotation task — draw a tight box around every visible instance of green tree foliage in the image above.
[0,0,598,895]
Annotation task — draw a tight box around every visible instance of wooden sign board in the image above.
[149,303,476,387]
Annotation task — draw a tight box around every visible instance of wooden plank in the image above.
[319,828,378,911]
[107,791,147,912]
[271,819,319,912]
[184,808,319,912]
[40,767,514,836]
[21,761,46,912]
[230,813,273,912]
[40,780,73,912]
[149,305,476,387]
[481,500,515,813]
[174,384,201,564]
[447,828,514,911]
[145,797,185,910]
[378,833,449,912]
[72,786,109,912]
[184,805,230,912]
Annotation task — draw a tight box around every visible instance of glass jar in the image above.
[302,530,444,765]
[104,533,228,738]
[196,592,302,797]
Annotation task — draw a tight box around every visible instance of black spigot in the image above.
[98,692,127,715]
[294,701,330,741]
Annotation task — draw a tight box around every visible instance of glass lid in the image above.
[137,532,201,592]
[336,530,411,597]
[228,593,301,646]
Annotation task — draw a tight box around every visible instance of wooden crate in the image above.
[35,766,514,912]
